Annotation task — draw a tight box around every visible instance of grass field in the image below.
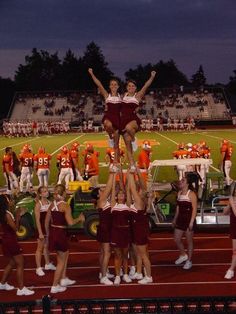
[1,129,236,189]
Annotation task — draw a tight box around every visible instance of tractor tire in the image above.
[16,213,34,240]
[84,214,99,239]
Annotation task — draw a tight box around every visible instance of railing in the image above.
[1,296,236,314]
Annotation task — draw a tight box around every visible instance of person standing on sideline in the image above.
[35,186,56,277]
[19,144,34,193]
[0,194,35,296]
[56,146,73,189]
[110,169,132,285]
[120,71,156,170]
[45,184,85,294]
[91,168,117,285]
[34,147,51,187]
[172,175,197,270]
[70,142,83,181]
[2,147,19,194]
[224,184,236,279]
[220,139,233,188]
[83,144,99,187]
[128,169,153,284]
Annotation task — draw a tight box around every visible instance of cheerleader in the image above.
[35,186,56,276]
[45,184,85,294]
[224,185,236,279]
[110,170,132,285]
[0,194,34,296]
[129,169,153,284]
[88,68,121,164]
[172,175,197,270]
[120,71,156,169]
[91,169,116,285]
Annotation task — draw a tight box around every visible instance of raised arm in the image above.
[88,68,108,99]
[110,174,117,208]
[128,172,141,207]
[99,170,116,204]
[136,167,147,192]
[136,71,156,101]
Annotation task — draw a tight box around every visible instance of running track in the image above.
[0,230,236,304]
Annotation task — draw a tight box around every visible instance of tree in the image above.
[0,77,15,119]
[191,65,207,88]
[125,60,189,89]
[81,42,114,90]
[15,48,62,91]
[227,69,236,95]
[61,49,83,90]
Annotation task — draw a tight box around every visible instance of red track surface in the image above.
[0,230,236,304]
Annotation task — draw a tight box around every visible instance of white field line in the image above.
[0,137,43,151]
[0,247,232,258]
[155,132,220,172]
[50,134,85,156]
[195,132,236,145]
[198,129,236,133]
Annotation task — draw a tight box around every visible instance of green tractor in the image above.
[15,189,100,240]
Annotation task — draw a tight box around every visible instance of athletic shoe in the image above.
[100,276,113,286]
[175,254,188,265]
[109,164,119,173]
[120,269,124,276]
[183,260,192,270]
[130,165,136,173]
[0,282,14,291]
[130,272,143,280]
[17,287,35,296]
[108,138,114,148]
[114,276,121,285]
[123,274,132,283]
[50,285,67,294]
[138,276,153,284]
[60,278,76,287]
[224,269,234,279]
[45,263,56,271]
[36,267,45,276]
[99,271,114,280]
[131,138,138,152]
[129,266,136,277]
[106,270,115,279]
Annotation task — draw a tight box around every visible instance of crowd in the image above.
[0,70,235,296]
[2,120,70,137]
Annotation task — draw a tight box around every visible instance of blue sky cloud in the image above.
[0,0,235,83]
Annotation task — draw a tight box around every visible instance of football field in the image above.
[0,129,236,188]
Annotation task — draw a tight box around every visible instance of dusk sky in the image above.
[0,0,235,84]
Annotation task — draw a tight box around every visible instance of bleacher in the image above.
[9,88,231,124]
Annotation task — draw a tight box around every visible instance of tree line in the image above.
[0,41,236,119]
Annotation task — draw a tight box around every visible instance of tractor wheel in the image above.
[16,214,34,240]
[84,214,99,238]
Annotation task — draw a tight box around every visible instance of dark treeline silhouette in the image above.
[0,41,236,119]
